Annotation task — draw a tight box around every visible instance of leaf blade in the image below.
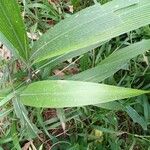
[30,4,122,63]
[20,80,149,108]
[31,0,150,63]
[70,40,150,82]
[0,0,29,60]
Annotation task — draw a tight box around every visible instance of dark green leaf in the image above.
[0,0,29,60]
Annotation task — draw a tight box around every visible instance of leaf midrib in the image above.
[30,9,120,59]
[31,2,149,62]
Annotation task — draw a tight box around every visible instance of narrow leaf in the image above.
[13,98,39,138]
[11,121,22,150]
[0,108,13,119]
[71,40,150,82]
[125,106,147,130]
[0,93,14,107]
[96,101,124,111]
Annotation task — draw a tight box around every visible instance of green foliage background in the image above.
[0,0,150,149]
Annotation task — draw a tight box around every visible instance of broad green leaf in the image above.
[0,0,29,60]
[71,40,150,82]
[31,0,150,63]
[20,80,149,108]
[103,0,139,12]
[30,4,122,63]
[36,42,104,71]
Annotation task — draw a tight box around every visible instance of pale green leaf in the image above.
[20,80,149,108]
[0,93,14,107]
[31,0,150,63]
[30,4,122,63]
[36,42,104,70]
[71,40,150,82]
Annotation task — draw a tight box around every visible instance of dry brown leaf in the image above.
[0,72,3,79]
[68,5,73,13]
[65,67,79,75]
[27,32,39,40]
[53,69,65,78]
[0,45,11,61]
[143,54,149,65]
[22,141,32,150]
[48,0,59,4]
